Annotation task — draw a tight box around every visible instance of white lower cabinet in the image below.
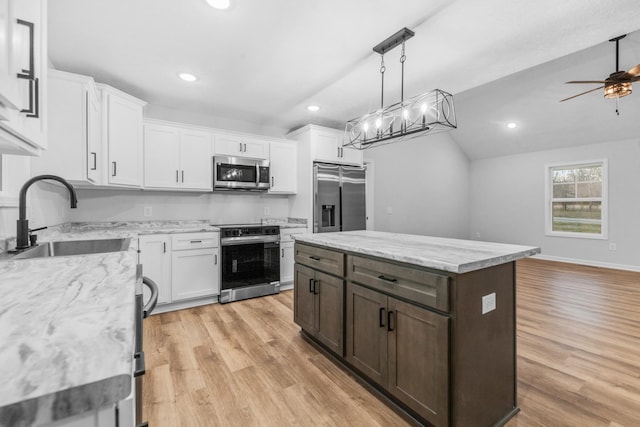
[138,234,171,305]
[171,247,219,300]
[139,232,220,308]
[279,227,306,286]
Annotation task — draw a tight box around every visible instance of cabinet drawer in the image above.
[171,232,219,251]
[295,243,344,277]
[347,255,449,312]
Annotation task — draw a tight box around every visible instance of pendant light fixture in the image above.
[343,28,457,150]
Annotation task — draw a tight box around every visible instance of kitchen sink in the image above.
[12,238,131,259]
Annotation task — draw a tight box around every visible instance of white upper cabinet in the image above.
[0,0,47,155]
[269,141,297,194]
[143,123,180,188]
[32,70,101,185]
[179,127,212,190]
[291,125,363,166]
[101,85,146,187]
[143,120,212,191]
[214,132,269,159]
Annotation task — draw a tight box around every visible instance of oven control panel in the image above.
[220,225,279,239]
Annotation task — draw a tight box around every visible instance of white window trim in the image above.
[544,159,608,240]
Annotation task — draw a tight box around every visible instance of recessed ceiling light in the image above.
[307,105,320,112]
[507,122,517,129]
[206,0,230,10]
[178,72,198,82]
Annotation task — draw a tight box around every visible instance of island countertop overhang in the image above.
[294,230,540,274]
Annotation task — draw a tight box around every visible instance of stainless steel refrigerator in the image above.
[313,163,366,233]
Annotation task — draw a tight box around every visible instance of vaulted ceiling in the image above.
[48,0,640,158]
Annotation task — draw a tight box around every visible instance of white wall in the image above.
[469,138,640,269]
[364,132,471,239]
[0,156,72,240]
[69,189,290,224]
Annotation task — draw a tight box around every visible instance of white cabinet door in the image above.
[311,127,363,166]
[171,248,218,301]
[179,128,212,190]
[86,81,101,183]
[144,123,180,189]
[214,133,268,159]
[32,70,100,184]
[269,141,297,194]
[12,0,47,150]
[0,0,46,155]
[280,242,295,285]
[139,235,172,305]
[104,88,144,187]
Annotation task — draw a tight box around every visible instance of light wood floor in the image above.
[143,259,640,426]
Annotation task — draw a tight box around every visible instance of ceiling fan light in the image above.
[604,82,632,99]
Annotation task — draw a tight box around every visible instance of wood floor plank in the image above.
[143,259,640,426]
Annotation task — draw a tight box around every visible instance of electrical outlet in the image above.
[263,206,270,216]
[475,232,481,239]
[482,293,496,314]
[386,207,393,215]
[143,206,152,217]
[609,243,617,251]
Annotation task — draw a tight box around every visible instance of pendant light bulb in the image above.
[420,103,428,113]
[362,122,369,132]
[375,118,382,128]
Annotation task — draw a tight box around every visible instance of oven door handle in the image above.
[142,276,158,318]
[221,235,280,246]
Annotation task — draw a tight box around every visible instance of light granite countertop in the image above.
[294,230,540,274]
[0,218,308,425]
[0,250,138,426]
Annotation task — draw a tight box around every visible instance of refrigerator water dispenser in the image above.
[322,205,336,227]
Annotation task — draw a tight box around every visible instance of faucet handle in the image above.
[28,226,47,247]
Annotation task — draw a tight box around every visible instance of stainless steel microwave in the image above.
[213,156,270,191]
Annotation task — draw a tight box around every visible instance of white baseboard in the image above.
[532,254,640,272]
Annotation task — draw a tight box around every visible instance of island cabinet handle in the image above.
[309,256,321,261]
[190,240,202,244]
[309,278,314,293]
[378,275,397,283]
[387,311,395,332]
[379,307,386,328]
[313,280,319,295]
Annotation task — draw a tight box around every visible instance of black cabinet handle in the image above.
[379,307,386,328]
[182,170,184,182]
[176,170,179,182]
[214,254,218,265]
[16,19,35,80]
[313,279,319,295]
[112,161,117,176]
[162,242,166,253]
[271,176,274,186]
[90,152,97,170]
[281,248,284,257]
[387,311,395,331]
[239,142,243,152]
[190,240,202,243]
[310,256,321,261]
[309,278,314,293]
[134,351,146,377]
[378,275,397,283]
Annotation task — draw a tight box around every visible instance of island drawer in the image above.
[346,255,449,312]
[295,243,344,277]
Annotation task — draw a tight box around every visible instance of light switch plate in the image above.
[143,206,152,217]
[482,293,496,314]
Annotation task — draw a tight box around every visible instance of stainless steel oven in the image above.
[213,156,270,191]
[217,224,280,303]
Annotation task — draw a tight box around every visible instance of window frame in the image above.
[544,159,608,240]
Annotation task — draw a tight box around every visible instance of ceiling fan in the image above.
[560,34,640,105]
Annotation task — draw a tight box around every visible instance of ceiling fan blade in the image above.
[565,80,606,84]
[560,86,604,102]
[626,64,640,76]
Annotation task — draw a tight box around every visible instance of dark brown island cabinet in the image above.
[293,234,539,427]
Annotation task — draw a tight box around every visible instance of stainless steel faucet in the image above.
[16,175,78,250]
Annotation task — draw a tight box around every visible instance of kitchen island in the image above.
[293,231,540,427]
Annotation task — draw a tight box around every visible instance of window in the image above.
[546,161,607,239]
